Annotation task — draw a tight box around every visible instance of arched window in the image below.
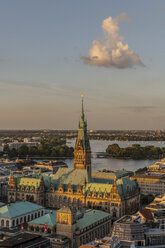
[1,219,4,227]
[28,215,30,221]
[36,226,39,232]
[6,220,9,227]
[31,226,34,231]
[35,213,37,218]
[16,219,19,225]
[38,212,40,217]
[24,216,26,222]
[12,220,15,227]
[31,214,33,220]
[41,211,44,216]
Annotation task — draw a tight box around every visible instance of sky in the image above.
[0,0,165,130]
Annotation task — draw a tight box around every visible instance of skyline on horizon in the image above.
[1,0,165,130]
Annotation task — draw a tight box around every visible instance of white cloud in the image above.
[83,13,144,69]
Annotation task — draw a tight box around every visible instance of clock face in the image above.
[61,214,67,223]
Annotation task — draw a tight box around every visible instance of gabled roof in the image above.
[0,201,44,219]
[29,210,56,226]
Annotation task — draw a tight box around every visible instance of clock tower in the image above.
[74,95,91,176]
[56,206,77,241]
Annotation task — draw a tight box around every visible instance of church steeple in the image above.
[74,95,91,175]
[81,94,84,120]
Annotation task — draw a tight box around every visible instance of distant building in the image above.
[8,140,40,150]
[132,174,165,195]
[148,159,165,174]
[111,215,145,247]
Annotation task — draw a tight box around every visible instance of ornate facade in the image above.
[8,97,140,220]
[74,96,91,175]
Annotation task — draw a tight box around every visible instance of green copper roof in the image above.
[77,96,88,149]
[0,201,44,219]
[84,176,137,198]
[116,176,137,197]
[29,210,56,226]
[50,168,89,185]
[77,210,110,230]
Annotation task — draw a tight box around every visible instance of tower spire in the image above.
[81,94,84,120]
[74,95,91,176]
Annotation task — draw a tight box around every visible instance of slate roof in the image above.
[0,201,44,219]
[29,210,56,226]
[77,210,110,230]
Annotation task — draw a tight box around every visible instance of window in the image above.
[1,220,4,227]
[6,220,9,227]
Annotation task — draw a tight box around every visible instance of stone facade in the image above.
[55,207,112,248]
[132,174,165,195]
[7,98,140,221]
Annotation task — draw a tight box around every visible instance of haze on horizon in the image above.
[0,0,165,130]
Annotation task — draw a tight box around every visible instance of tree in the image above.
[17,145,28,156]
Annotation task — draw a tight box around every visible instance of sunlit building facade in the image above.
[8,97,140,220]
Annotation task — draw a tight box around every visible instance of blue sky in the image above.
[0,0,165,129]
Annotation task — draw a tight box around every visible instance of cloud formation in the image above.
[83,13,144,69]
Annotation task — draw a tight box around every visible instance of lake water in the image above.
[65,140,165,172]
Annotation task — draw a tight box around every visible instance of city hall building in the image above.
[8,97,140,220]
